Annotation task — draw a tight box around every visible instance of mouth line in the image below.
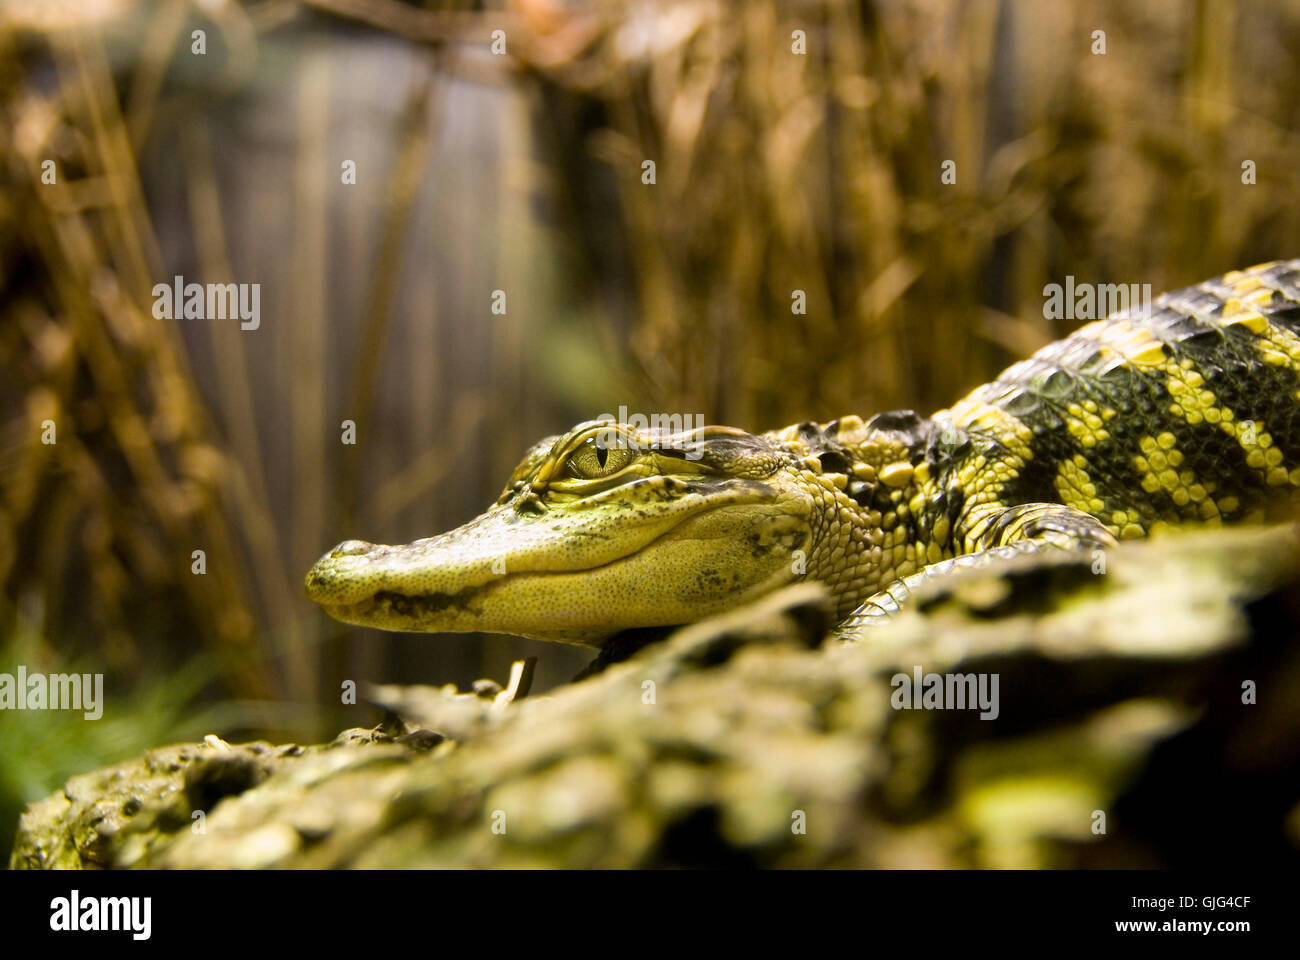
[316,480,781,618]
[325,542,651,622]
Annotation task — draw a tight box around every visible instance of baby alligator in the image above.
[306,260,1300,645]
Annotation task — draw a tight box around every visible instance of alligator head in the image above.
[304,418,832,646]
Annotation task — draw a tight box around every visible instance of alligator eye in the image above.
[565,436,635,479]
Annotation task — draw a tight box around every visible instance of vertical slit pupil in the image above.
[596,444,608,468]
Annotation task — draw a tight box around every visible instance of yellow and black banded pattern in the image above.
[766,260,1300,625]
[946,260,1300,540]
[306,261,1300,645]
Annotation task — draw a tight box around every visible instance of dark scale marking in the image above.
[818,450,850,474]
[992,444,1064,510]
[796,421,822,443]
[847,480,873,507]
[1152,321,1249,373]
[910,486,959,544]
[1268,304,1300,334]
[865,409,933,456]
[1141,299,1226,343]
[1195,339,1300,470]
[375,586,485,618]
[1143,413,1269,513]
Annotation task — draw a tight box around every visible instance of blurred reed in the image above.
[518,0,1300,428]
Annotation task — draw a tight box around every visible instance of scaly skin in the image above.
[305,261,1300,645]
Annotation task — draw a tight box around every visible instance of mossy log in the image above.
[11,526,1300,869]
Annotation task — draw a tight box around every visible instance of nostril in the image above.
[332,540,374,558]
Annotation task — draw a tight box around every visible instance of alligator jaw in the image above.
[304,478,809,646]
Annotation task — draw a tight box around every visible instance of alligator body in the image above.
[306,261,1300,645]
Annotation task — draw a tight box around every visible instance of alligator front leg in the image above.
[840,502,1118,632]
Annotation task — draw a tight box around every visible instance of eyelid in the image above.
[531,421,640,487]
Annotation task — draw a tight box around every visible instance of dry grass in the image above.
[522,0,1300,427]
